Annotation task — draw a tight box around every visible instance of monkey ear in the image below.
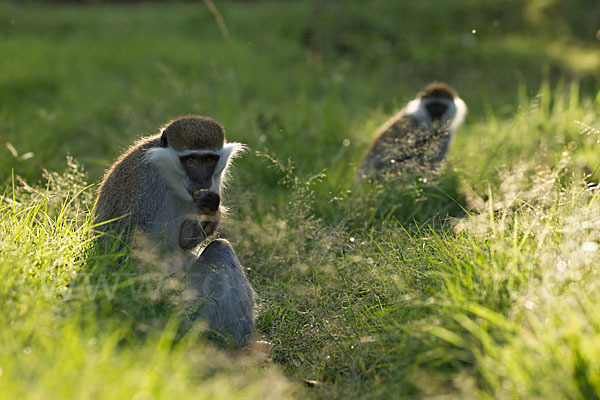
[159,131,168,147]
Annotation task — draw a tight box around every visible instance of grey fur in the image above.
[183,239,255,345]
[94,135,194,251]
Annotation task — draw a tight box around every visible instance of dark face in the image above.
[425,101,449,121]
[420,83,456,122]
[180,153,219,190]
[179,153,222,214]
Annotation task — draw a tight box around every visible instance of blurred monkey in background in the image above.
[358,82,467,179]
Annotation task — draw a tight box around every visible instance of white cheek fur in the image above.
[405,98,427,122]
[146,147,193,202]
[450,97,467,132]
[212,142,245,192]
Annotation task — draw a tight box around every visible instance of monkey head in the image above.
[418,82,456,120]
[147,115,244,214]
[405,81,467,130]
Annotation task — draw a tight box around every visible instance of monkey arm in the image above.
[178,188,222,249]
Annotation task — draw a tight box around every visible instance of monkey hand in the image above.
[179,215,219,249]
[191,189,221,215]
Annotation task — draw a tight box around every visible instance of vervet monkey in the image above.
[95,116,242,249]
[357,82,467,179]
[94,115,254,345]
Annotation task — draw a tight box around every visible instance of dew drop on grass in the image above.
[524,300,535,310]
[582,242,598,252]
[360,336,375,344]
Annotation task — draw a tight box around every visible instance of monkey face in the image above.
[180,153,220,192]
[179,152,224,215]
[425,101,449,121]
[417,82,459,123]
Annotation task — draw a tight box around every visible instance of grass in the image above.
[1,0,600,398]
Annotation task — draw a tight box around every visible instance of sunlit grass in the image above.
[228,85,600,397]
[0,164,294,399]
[1,0,600,398]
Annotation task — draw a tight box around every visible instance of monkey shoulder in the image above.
[96,136,164,222]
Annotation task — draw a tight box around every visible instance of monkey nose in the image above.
[194,191,220,213]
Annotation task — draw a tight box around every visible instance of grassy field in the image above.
[1,0,600,398]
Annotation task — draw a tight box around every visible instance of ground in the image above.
[1,0,600,398]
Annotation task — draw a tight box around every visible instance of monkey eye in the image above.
[181,154,220,169]
[200,154,220,164]
[185,157,199,167]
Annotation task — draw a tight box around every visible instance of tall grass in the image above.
[1,0,599,398]
[226,85,600,398]
[0,163,294,399]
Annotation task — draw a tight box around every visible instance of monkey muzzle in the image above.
[425,101,448,121]
[192,190,221,214]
